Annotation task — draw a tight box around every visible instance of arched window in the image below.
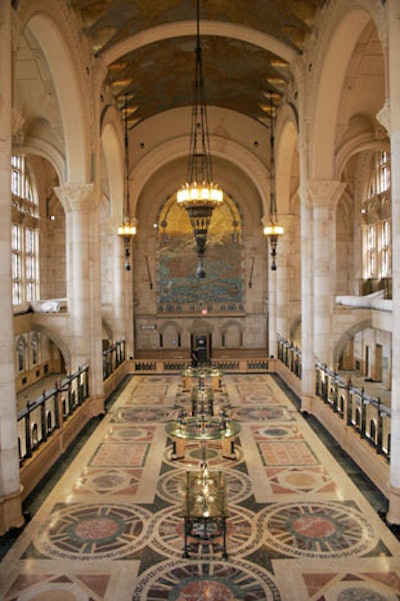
[11,155,39,305]
[16,336,27,373]
[31,333,40,366]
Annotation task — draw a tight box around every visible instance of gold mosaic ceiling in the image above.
[71,0,326,126]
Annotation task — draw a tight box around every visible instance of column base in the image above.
[89,394,106,418]
[0,485,25,536]
[300,393,314,415]
[386,485,400,526]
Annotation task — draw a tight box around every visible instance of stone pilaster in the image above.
[0,0,24,534]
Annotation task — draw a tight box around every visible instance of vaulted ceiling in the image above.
[71,0,326,127]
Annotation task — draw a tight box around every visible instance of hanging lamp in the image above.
[118,93,137,270]
[176,0,223,279]
[263,93,283,270]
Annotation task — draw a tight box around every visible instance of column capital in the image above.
[307,179,346,209]
[54,182,96,213]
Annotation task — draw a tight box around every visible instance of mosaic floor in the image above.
[1,373,400,600]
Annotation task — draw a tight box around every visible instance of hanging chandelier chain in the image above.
[187,0,213,185]
[124,93,131,223]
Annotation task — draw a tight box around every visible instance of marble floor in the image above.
[1,373,399,600]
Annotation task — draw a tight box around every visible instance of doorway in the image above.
[191,334,211,365]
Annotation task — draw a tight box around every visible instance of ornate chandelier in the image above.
[118,94,137,270]
[177,0,223,279]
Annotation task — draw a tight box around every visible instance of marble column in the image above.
[386,0,400,525]
[275,214,295,343]
[308,180,345,366]
[0,0,24,534]
[106,217,126,339]
[55,183,105,410]
[267,262,277,357]
[299,186,315,412]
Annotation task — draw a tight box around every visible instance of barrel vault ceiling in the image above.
[71,0,327,127]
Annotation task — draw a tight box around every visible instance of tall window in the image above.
[367,224,376,278]
[382,219,391,276]
[378,151,390,194]
[362,149,391,281]
[11,155,39,305]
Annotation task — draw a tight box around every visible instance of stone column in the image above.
[267,262,277,357]
[275,214,295,342]
[299,186,315,412]
[124,237,135,359]
[0,0,24,534]
[106,217,126,339]
[55,183,105,411]
[308,180,345,366]
[386,0,400,525]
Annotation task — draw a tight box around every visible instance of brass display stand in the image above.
[181,367,223,392]
[182,469,229,558]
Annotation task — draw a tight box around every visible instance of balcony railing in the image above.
[17,364,89,464]
[103,339,126,380]
[277,337,390,461]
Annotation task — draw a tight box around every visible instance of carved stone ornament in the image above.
[307,180,346,209]
[54,183,95,213]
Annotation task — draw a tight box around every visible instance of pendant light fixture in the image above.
[118,93,137,270]
[176,0,223,279]
[263,93,283,270]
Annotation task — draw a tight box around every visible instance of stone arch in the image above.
[130,120,269,218]
[333,318,373,367]
[309,2,381,179]
[102,20,295,67]
[32,323,71,371]
[221,319,244,348]
[275,103,299,216]
[100,105,124,221]
[16,0,91,182]
[158,320,183,349]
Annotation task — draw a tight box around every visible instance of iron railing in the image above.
[277,336,391,461]
[17,364,89,464]
[103,339,126,380]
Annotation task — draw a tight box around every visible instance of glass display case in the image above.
[165,415,241,461]
[182,469,229,558]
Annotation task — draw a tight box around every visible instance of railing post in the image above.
[360,389,367,439]
[376,398,383,454]
[54,379,60,428]
[344,378,352,425]
[41,391,47,442]
[24,402,32,459]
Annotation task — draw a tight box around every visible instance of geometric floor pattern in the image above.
[1,373,400,600]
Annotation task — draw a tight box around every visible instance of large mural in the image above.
[156,194,244,314]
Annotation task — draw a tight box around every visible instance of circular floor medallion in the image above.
[149,503,259,558]
[258,501,375,558]
[164,442,244,469]
[112,406,174,423]
[36,503,151,560]
[157,467,252,505]
[132,558,281,601]
[232,406,289,422]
